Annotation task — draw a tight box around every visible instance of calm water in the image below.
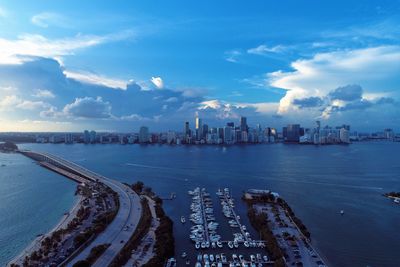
[1,142,399,267]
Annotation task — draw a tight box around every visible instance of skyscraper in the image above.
[184,121,190,136]
[195,116,203,140]
[83,130,90,144]
[284,124,301,142]
[139,126,149,143]
[240,116,247,132]
[89,130,96,144]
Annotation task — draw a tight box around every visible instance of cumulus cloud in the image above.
[63,96,112,119]
[17,100,50,110]
[268,46,400,114]
[0,95,20,110]
[247,44,285,55]
[150,76,164,89]
[32,89,55,98]
[292,97,324,108]
[0,31,135,65]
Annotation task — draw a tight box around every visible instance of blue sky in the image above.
[0,0,399,132]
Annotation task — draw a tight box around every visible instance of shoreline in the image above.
[8,193,83,266]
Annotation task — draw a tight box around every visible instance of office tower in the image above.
[201,124,208,138]
[223,126,233,144]
[65,133,73,144]
[195,116,203,140]
[339,128,350,143]
[284,124,301,142]
[184,121,190,136]
[89,130,96,144]
[240,116,248,132]
[139,126,149,143]
[227,122,234,128]
[83,130,90,144]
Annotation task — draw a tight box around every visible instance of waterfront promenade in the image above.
[15,151,142,267]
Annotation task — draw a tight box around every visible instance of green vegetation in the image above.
[245,193,311,239]
[143,197,175,267]
[74,243,110,266]
[247,207,285,265]
[0,141,18,152]
[109,198,152,267]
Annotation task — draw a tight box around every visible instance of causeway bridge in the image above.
[18,150,143,267]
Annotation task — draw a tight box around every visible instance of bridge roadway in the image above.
[28,152,142,267]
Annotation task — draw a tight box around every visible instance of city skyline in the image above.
[0,1,399,132]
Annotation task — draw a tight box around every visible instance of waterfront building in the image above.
[340,128,350,144]
[139,126,150,143]
[195,116,203,140]
[89,130,96,144]
[223,126,233,144]
[240,116,248,132]
[184,121,190,137]
[283,124,301,142]
[65,133,73,144]
[83,130,90,144]
[167,131,176,144]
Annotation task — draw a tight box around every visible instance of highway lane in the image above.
[30,152,143,267]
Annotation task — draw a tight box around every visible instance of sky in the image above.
[0,0,399,132]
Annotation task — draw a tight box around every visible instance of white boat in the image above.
[228,241,234,249]
[181,216,186,223]
[217,241,223,248]
[244,241,250,248]
[340,210,344,215]
[181,251,187,258]
[210,254,214,262]
[394,198,400,204]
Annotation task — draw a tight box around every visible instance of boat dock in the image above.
[221,190,250,243]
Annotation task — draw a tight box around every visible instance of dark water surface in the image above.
[1,142,399,266]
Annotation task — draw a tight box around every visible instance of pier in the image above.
[222,192,250,242]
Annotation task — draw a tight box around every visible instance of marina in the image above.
[184,187,273,266]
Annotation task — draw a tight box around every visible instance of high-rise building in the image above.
[195,116,203,140]
[223,126,233,144]
[240,116,248,132]
[89,130,96,144]
[139,126,149,143]
[227,122,234,128]
[65,133,73,144]
[284,124,301,142]
[339,128,350,144]
[184,121,190,136]
[83,130,90,144]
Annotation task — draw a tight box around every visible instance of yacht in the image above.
[181,216,186,223]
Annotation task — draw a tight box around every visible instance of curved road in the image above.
[33,152,142,267]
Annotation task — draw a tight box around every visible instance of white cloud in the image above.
[63,96,112,118]
[31,12,70,28]
[225,50,241,63]
[247,44,285,55]
[16,100,49,110]
[0,31,135,65]
[64,70,129,90]
[151,76,164,89]
[268,46,400,114]
[0,95,20,110]
[32,89,55,98]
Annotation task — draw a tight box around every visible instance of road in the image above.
[24,152,143,267]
